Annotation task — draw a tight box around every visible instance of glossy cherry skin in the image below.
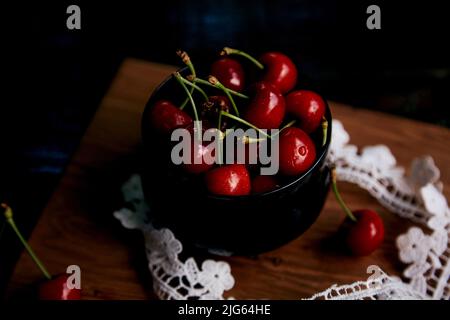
[244,82,286,129]
[259,52,298,94]
[39,274,81,300]
[182,123,215,174]
[345,210,384,256]
[211,58,245,92]
[278,127,316,176]
[150,100,192,134]
[205,164,251,196]
[251,175,279,194]
[286,90,326,133]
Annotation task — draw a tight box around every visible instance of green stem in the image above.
[208,76,240,117]
[178,77,209,102]
[223,86,239,117]
[2,204,52,280]
[177,50,197,110]
[174,73,201,140]
[322,117,328,147]
[177,50,196,78]
[217,109,223,131]
[330,169,357,222]
[220,111,271,138]
[192,77,249,99]
[180,97,190,111]
[272,120,297,138]
[281,119,297,131]
[221,47,264,70]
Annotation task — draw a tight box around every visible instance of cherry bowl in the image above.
[141,67,332,256]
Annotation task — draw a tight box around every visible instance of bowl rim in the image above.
[142,66,333,200]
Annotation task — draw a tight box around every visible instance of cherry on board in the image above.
[330,168,385,256]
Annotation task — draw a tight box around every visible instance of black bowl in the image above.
[141,67,332,256]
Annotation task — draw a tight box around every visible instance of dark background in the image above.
[1,0,449,296]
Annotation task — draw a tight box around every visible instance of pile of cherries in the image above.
[149,47,327,197]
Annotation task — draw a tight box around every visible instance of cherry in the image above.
[345,210,385,256]
[222,48,297,94]
[251,175,279,194]
[244,82,286,129]
[278,127,316,176]
[259,52,298,94]
[211,58,245,92]
[150,100,192,134]
[330,168,384,256]
[205,164,251,196]
[1,203,81,300]
[182,123,215,174]
[39,274,81,300]
[286,90,326,133]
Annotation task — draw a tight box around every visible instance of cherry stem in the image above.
[208,76,240,117]
[221,47,265,70]
[2,203,52,280]
[178,77,209,102]
[322,117,328,147]
[242,136,265,144]
[217,109,223,131]
[220,111,271,138]
[190,77,249,99]
[330,168,357,222]
[176,50,196,77]
[271,120,297,139]
[281,119,297,131]
[174,72,201,140]
[177,50,197,110]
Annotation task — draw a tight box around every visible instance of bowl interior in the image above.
[142,66,333,199]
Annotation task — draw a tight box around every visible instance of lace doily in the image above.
[114,119,449,300]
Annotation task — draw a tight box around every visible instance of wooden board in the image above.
[5,58,450,300]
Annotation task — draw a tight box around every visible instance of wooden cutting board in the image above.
[5,58,450,299]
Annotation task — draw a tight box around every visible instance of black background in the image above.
[1,0,449,297]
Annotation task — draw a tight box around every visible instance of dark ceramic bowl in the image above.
[141,67,332,256]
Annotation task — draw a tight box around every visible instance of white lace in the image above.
[113,119,449,300]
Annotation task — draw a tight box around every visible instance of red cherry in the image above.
[259,52,298,94]
[205,164,251,196]
[278,127,316,176]
[330,168,384,256]
[286,90,326,133]
[244,82,286,129]
[182,123,215,174]
[345,210,385,256]
[251,175,279,194]
[39,274,81,300]
[211,58,245,92]
[150,100,192,134]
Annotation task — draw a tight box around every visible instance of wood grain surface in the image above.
[5,58,450,300]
